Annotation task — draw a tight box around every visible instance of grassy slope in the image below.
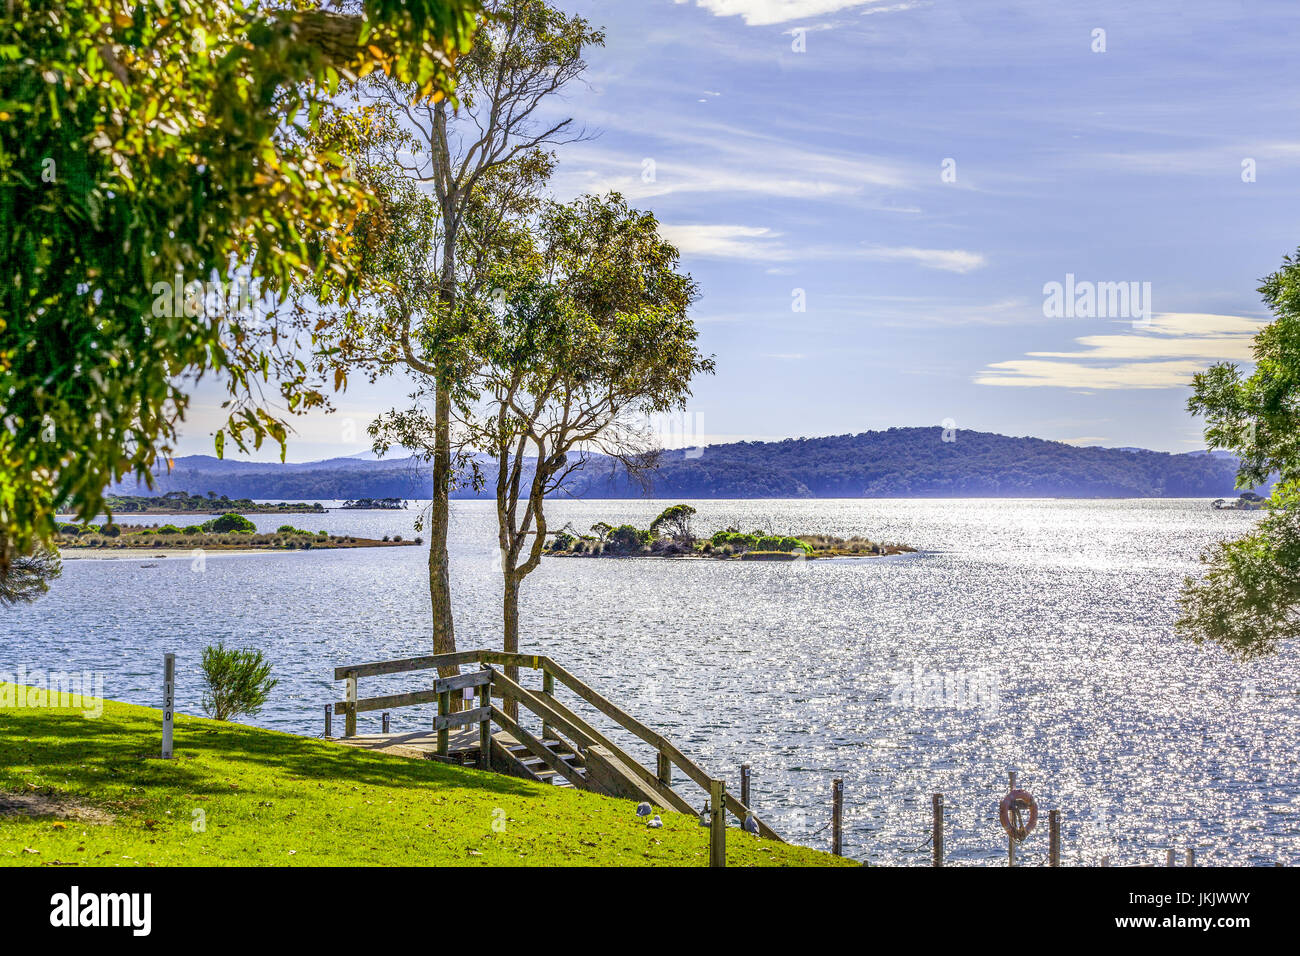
[0,689,848,867]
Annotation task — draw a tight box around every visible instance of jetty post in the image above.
[740,762,752,807]
[382,711,390,734]
[1049,809,1060,867]
[831,778,843,856]
[1007,771,1016,867]
[932,793,944,867]
[324,704,332,738]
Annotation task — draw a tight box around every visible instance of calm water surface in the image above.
[4,498,1296,866]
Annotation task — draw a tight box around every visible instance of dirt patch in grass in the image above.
[0,790,114,824]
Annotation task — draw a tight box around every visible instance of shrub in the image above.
[202,513,256,533]
[101,523,121,537]
[650,504,697,544]
[550,531,576,551]
[182,524,203,533]
[59,523,82,536]
[607,524,652,553]
[414,537,423,545]
[392,534,402,542]
[200,644,279,721]
[711,531,759,552]
[157,524,183,535]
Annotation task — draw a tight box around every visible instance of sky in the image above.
[176,0,1300,461]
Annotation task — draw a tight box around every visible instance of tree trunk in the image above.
[502,569,521,720]
[429,376,457,679]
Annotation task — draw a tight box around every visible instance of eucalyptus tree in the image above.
[1179,249,1300,659]
[0,0,480,573]
[471,194,714,706]
[334,0,603,665]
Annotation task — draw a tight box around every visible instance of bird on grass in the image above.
[636,802,652,817]
[648,815,663,829]
[743,813,759,835]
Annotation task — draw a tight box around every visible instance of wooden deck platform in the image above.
[331,726,498,761]
[330,727,591,789]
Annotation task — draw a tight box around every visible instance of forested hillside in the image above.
[111,429,1254,500]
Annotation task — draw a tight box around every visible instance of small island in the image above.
[545,505,915,560]
[1212,492,1267,511]
[56,513,420,553]
[341,498,408,510]
[100,491,325,515]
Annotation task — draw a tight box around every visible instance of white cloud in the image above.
[659,224,792,260]
[976,312,1266,389]
[852,245,986,274]
[676,0,891,26]
[659,223,986,273]
[553,143,909,205]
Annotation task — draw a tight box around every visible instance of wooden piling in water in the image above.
[740,762,752,808]
[1049,809,1060,867]
[832,778,843,856]
[382,711,390,734]
[932,793,944,867]
[324,704,332,738]
[1007,771,1016,867]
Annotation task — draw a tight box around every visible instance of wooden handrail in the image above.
[331,648,782,840]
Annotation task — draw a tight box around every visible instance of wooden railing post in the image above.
[382,711,390,734]
[324,704,332,738]
[344,671,358,738]
[740,762,751,807]
[657,750,672,787]
[709,779,726,868]
[437,688,450,756]
[478,672,491,770]
[541,670,554,740]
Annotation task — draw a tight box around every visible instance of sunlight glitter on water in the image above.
[4,498,1294,865]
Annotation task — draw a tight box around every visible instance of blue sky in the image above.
[178,0,1300,460]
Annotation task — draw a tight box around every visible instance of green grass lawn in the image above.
[0,687,849,867]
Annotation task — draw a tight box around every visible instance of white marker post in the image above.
[162,652,175,759]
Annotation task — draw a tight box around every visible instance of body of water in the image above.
[4,498,1295,865]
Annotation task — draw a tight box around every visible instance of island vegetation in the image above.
[54,514,419,553]
[341,498,408,510]
[1211,492,1266,511]
[99,491,325,515]
[545,505,915,561]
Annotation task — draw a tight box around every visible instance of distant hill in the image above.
[112,428,1262,500]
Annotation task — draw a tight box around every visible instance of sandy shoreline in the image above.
[59,549,304,561]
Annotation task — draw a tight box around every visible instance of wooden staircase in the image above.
[332,649,783,842]
[500,738,588,788]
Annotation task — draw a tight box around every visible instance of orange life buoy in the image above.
[999,789,1038,841]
